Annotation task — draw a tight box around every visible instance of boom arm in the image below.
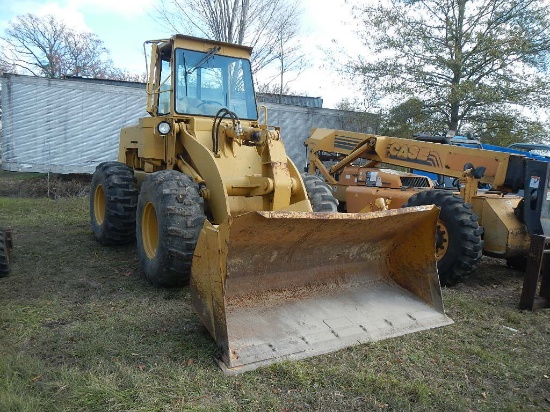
[306,128,526,192]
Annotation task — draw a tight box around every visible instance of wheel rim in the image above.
[94,184,106,225]
[142,202,158,260]
[435,218,449,261]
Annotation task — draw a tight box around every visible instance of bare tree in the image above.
[0,14,67,77]
[258,2,306,99]
[107,69,147,83]
[62,31,111,77]
[0,13,118,79]
[153,0,305,76]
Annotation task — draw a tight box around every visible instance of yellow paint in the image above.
[471,196,530,257]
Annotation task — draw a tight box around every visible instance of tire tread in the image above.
[90,161,138,245]
[403,190,483,285]
[137,171,205,287]
[301,174,339,212]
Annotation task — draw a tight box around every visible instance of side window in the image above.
[228,60,256,118]
[158,58,171,115]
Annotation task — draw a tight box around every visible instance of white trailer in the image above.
[1,74,379,174]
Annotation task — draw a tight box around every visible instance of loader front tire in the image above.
[90,162,138,245]
[136,171,206,287]
[403,190,483,286]
[302,174,338,212]
[0,232,10,277]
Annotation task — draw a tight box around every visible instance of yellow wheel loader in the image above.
[306,129,550,286]
[89,35,452,373]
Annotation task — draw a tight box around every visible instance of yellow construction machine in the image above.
[306,128,550,287]
[89,35,452,373]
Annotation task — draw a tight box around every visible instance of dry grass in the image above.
[0,171,91,199]
[0,173,549,411]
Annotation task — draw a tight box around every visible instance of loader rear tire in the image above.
[90,162,138,245]
[0,232,10,277]
[136,171,206,287]
[403,190,483,286]
[302,174,338,212]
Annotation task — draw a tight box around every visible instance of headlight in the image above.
[157,121,171,135]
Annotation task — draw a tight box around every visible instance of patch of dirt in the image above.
[457,256,525,293]
[0,172,91,198]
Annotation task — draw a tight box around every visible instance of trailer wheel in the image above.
[302,174,338,212]
[136,171,206,287]
[403,190,483,285]
[0,232,10,277]
[90,162,138,245]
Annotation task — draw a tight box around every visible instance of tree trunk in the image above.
[449,0,466,132]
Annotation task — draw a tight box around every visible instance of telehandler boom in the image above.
[89,35,451,373]
[306,128,550,286]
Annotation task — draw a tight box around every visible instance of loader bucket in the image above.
[191,205,452,374]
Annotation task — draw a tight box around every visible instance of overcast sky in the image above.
[0,0,365,109]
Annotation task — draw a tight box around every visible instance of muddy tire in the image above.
[90,162,138,245]
[0,232,10,277]
[136,171,206,287]
[302,173,338,212]
[403,190,483,286]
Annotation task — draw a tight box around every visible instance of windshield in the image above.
[174,48,258,120]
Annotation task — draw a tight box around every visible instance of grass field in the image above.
[0,173,549,411]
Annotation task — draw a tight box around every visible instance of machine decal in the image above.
[334,135,363,152]
[386,142,443,168]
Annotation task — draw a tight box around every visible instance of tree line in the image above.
[346,0,550,145]
[0,0,304,93]
[0,14,143,81]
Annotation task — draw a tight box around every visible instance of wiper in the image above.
[186,46,221,74]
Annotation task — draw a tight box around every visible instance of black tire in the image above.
[403,190,483,285]
[0,232,10,277]
[90,162,138,245]
[301,173,338,212]
[136,171,206,287]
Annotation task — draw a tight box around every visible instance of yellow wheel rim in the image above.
[93,184,105,225]
[142,202,158,260]
[435,218,449,261]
